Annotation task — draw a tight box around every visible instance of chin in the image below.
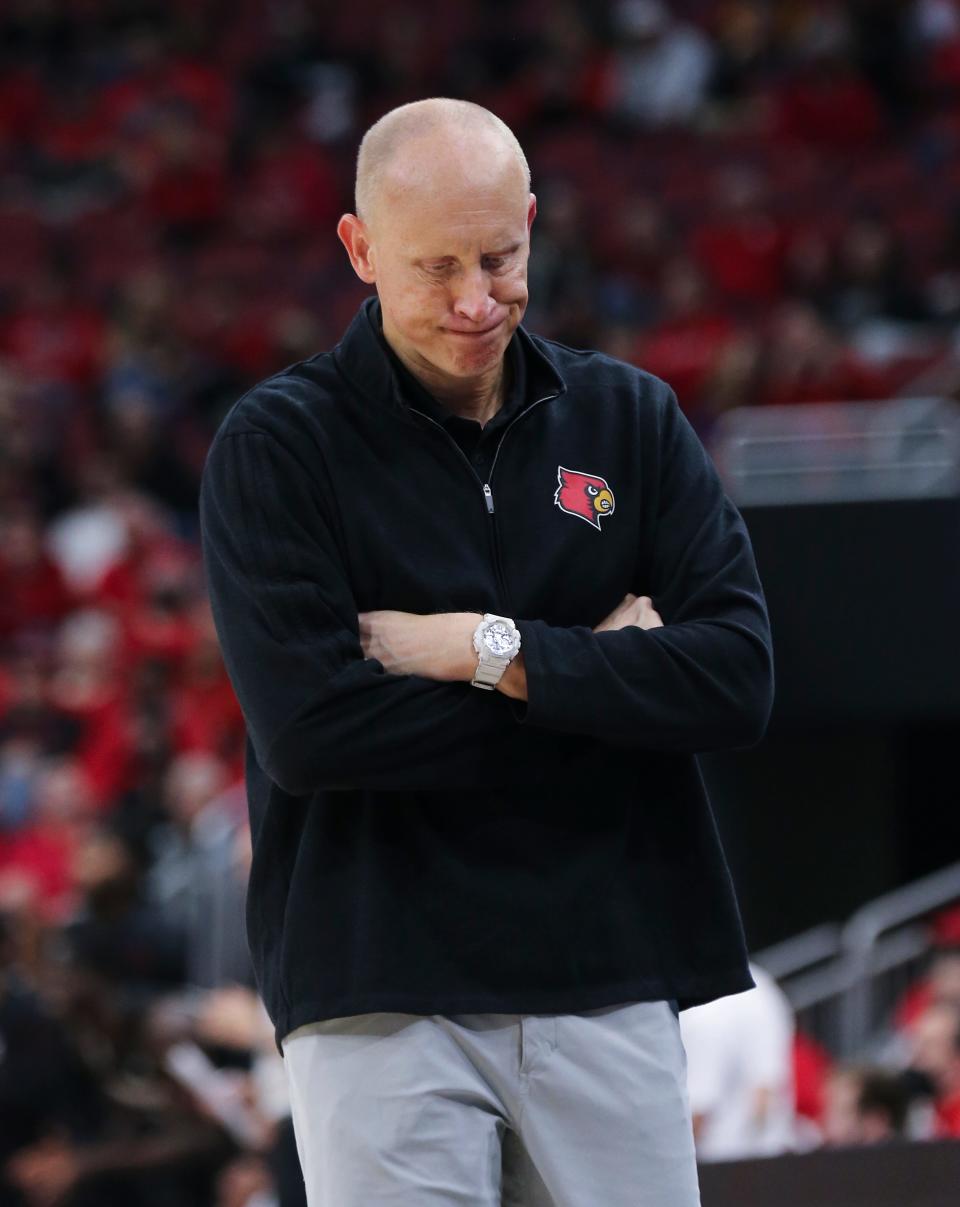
[445,329,514,373]
[447,346,506,377]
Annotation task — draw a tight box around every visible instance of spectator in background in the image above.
[750,301,890,405]
[848,0,918,126]
[771,8,884,150]
[148,753,251,989]
[168,603,246,778]
[704,0,776,131]
[524,180,598,345]
[0,267,106,396]
[0,757,100,926]
[66,828,187,1002]
[911,0,960,104]
[605,0,715,128]
[0,508,74,644]
[45,463,135,600]
[829,212,932,330]
[896,941,960,1036]
[631,255,740,434]
[903,1000,960,1137]
[594,193,671,326]
[102,269,185,422]
[690,165,787,309]
[189,985,306,1207]
[680,962,797,1161]
[0,910,109,1207]
[2,936,234,1206]
[821,1064,910,1145]
[781,225,837,318]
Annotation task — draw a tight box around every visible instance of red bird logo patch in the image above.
[554,466,616,530]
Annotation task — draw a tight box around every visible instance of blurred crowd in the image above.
[3,0,960,1201]
[679,913,960,1164]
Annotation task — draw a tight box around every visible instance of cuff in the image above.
[508,618,550,726]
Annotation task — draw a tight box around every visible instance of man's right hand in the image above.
[593,593,663,633]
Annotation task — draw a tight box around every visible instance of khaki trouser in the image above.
[281,998,700,1206]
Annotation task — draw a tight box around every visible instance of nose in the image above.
[451,266,495,325]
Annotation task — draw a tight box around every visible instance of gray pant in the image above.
[281,999,701,1206]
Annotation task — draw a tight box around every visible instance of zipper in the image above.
[408,392,559,610]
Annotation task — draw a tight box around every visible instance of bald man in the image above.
[200,98,774,1207]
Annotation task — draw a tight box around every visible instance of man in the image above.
[199,98,774,1207]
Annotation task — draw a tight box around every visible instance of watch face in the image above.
[483,621,515,656]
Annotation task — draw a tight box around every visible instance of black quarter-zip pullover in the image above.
[199,296,775,1051]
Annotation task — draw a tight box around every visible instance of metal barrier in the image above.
[752,923,843,982]
[838,861,960,1056]
[711,396,960,506]
[750,860,960,1057]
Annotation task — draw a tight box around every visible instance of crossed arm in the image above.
[199,393,773,795]
[357,594,665,701]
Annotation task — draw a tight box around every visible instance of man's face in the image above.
[340,138,535,386]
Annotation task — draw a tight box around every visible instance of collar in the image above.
[382,323,527,432]
[332,296,565,425]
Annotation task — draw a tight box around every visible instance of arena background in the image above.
[1,1,959,1204]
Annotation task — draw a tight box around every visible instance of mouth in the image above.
[443,317,506,338]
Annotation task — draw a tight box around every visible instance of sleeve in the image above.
[510,385,774,753]
[199,427,580,795]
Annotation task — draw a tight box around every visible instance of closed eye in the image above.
[483,245,520,271]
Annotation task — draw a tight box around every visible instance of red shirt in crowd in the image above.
[635,310,738,411]
[690,215,787,304]
[773,70,883,150]
[0,551,74,640]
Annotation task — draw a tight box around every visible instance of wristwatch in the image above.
[471,613,521,690]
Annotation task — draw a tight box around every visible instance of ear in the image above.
[526,193,537,235]
[337,213,377,284]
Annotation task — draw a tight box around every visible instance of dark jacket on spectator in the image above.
[199,297,774,1049]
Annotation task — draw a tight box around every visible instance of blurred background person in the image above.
[821,1065,911,1146]
[679,962,797,1161]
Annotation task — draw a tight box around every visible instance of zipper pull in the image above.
[482,483,495,514]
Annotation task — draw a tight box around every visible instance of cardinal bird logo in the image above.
[554,466,616,530]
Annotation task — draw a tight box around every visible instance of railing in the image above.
[711,396,960,506]
[837,861,960,1056]
[751,860,960,1058]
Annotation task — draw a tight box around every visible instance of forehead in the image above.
[385,199,527,258]
[370,132,528,252]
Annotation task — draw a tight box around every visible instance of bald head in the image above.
[337,98,536,399]
[355,98,530,227]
